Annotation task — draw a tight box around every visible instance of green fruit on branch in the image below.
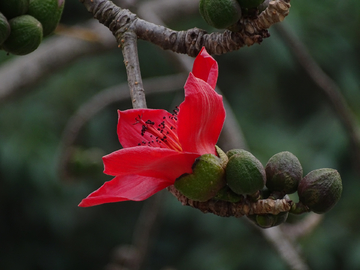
[2,15,43,55]
[199,0,242,29]
[236,0,265,9]
[225,149,266,195]
[0,0,29,19]
[213,186,242,203]
[174,154,226,202]
[298,168,342,214]
[247,211,289,228]
[265,151,303,194]
[226,149,245,159]
[28,0,65,36]
[0,12,11,45]
[254,214,273,228]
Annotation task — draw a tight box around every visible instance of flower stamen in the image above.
[134,110,182,151]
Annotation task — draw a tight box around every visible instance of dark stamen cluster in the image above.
[134,107,180,148]
[168,106,179,121]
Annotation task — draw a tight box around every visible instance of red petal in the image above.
[103,147,199,179]
[117,108,176,148]
[192,47,218,89]
[78,174,171,207]
[177,73,225,155]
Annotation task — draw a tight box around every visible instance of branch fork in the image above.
[81,0,291,56]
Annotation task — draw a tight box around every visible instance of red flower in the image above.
[79,48,226,207]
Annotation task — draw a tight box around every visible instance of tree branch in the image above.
[120,30,147,108]
[80,0,291,57]
[167,185,292,217]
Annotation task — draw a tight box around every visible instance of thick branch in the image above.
[80,0,291,57]
[167,185,292,217]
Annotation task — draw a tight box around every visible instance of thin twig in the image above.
[120,30,147,108]
[131,193,164,270]
[281,213,323,241]
[275,23,360,171]
[105,193,164,270]
[259,226,310,270]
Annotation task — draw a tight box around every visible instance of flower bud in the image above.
[213,186,242,203]
[298,168,342,214]
[199,0,242,30]
[225,149,266,195]
[247,211,289,229]
[174,154,226,202]
[265,151,303,194]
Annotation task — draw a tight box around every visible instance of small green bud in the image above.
[225,149,266,195]
[255,214,274,228]
[247,211,289,229]
[298,168,342,214]
[199,0,242,30]
[174,154,226,202]
[213,186,242,203]
[265,151,303,194]
[272,211,289,226]
[226,149,244,159]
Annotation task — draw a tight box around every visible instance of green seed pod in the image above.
[28,0,65,36]
[298,168,342,214]
[2,15,43,55]
[174,154,226,202]
[0,0,29,19]
[247,211,289,228]
[226,149,246,159]
[272,211,289,226]
[213,186,242,203]
[225,149,266,195]
[0,12,11,45]
[236,0,265,9]
[265,151,303,194]
[257,0,270,13]
[199,0,242,29]
[255,214,274,228]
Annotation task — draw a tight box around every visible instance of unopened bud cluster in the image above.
[174,148,343,229]
[0,0,65,55]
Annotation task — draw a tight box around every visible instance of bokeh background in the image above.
[1,0,360,269]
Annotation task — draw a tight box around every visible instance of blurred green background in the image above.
[1,0,360,269]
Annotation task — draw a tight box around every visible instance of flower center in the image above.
[134,107,182,152]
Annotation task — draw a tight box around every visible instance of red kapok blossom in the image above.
[79,47,226,207]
